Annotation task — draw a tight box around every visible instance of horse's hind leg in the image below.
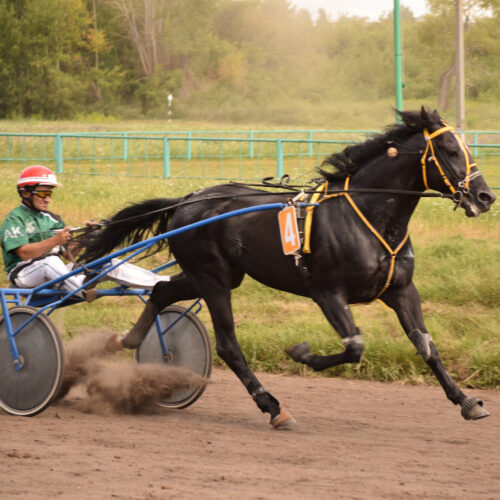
[286,291,364,370]
[108,272,200,350]
[381,283,489,420]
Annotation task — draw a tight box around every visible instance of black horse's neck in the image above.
[344,134,425,247]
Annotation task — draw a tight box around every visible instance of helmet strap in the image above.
[18,186,38,210]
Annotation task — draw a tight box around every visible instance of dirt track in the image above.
[1,367,499,500]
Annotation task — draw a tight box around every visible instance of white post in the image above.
[168,94,173,123]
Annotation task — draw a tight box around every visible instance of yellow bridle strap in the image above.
[422,126,456,193]
[427,125,454,139]
[303,177,410,299]
[449,127,476,191]
[421,123,475,194]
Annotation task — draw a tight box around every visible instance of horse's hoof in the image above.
[285,342,311,363]
[83,288,98,303]
[461,397,490,420]
[271,407,296,430]
[105,333,125,353]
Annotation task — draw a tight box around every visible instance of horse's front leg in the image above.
[201,283,295,429]
[286,291,364,370]
[381,282,489,420]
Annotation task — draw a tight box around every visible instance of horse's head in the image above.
[403,108,496,217]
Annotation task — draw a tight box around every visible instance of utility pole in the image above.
[394,0,404,122]
[93,0,99,69]
[456,0,465,130]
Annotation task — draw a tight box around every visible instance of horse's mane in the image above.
[318,108,443,181]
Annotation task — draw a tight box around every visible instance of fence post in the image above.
[54,135,63,174]
[276,139,283,179]
[249,131,254,158]
[473,132,478,158]
[123,132,128,161]
[163,137,170,178]
[308,131,313,156]
[186,131,192,160]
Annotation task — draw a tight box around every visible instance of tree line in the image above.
[1,0,499,123]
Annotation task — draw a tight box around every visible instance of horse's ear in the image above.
[420,106,430,121]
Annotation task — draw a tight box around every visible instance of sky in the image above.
[290,1,429,21]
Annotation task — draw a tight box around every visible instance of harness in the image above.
[294,123,479,300]
[298,178,409,299]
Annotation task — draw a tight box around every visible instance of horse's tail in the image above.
[77,197,183,263]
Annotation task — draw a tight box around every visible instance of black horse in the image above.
[79,108,495,428]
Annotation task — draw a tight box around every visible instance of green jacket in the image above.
[0,203,64,273]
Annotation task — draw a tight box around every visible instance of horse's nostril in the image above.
[478,191,496,205]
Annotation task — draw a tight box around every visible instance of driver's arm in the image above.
[15,226,73,261]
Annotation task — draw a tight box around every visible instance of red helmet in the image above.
[17,165,61,189]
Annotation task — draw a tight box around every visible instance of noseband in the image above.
[421,123,482,208]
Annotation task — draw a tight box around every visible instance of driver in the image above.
[0,165,170,300]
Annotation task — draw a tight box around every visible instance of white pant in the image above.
[11,255,170,297]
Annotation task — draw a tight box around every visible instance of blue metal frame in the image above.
[0,202,317,370]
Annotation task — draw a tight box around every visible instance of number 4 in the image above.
[278,206,301,255]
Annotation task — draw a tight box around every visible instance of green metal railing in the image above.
[1,130,499,181]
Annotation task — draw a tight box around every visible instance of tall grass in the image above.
[2,98,500,131]
[0,120,498,389]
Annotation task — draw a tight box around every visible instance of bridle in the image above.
[421,123,483,209]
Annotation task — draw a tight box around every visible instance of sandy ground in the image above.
[1,365,499,500]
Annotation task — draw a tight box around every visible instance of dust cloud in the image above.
[55,330,207,414]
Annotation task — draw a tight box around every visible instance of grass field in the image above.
[0,119,498,389]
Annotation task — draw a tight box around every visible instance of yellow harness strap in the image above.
[302,182,328,254]
[301,177,410,299]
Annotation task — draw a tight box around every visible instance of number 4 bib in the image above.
[278,205,301,255]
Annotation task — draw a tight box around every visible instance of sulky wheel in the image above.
[0,306,64,416]
[134,304,212,409]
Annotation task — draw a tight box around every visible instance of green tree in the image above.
[2,0,500,122]
[0,0,92,118]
